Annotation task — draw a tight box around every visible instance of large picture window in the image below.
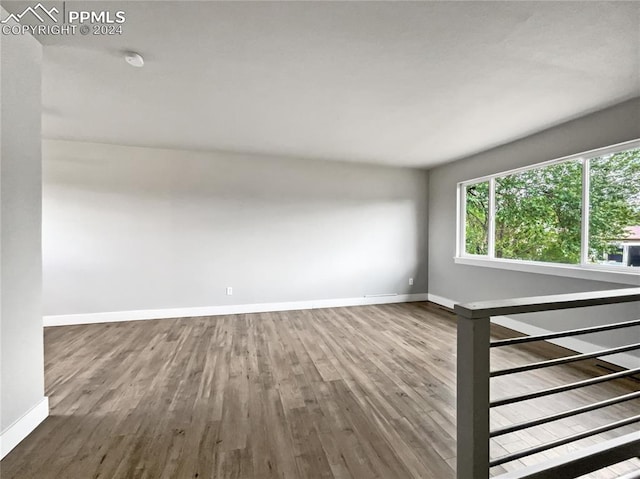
[458,140,640,272]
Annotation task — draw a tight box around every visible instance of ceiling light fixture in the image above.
[124,52,144,68]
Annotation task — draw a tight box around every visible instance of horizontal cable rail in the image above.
[491,318,640,348]
[490,390,640,438]
[454,287,640,320]
[490,414,640,467]
[490,343,640,377]
[491,367,640,408]
[493,431,640,479]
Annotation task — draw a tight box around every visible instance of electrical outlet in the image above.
[409,278,414,286]
[226,287,233,295]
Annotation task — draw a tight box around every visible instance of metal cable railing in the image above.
[490,318,640,348]
[454,287,640,479]
[490,367,640,407]
[490,415,640,467]
[490,390,640,438]
[490,342,640,377]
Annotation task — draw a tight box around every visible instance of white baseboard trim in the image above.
[427,293,456,310]
[427,294,639,370]
[43,293,430,327]
[0,397,49,460]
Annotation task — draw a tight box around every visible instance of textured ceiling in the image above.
[6,1,640,167]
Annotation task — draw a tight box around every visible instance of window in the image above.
[464,181,489,255]
[495,159,582,264]
[588,148,640,267]
[457,140,640,274]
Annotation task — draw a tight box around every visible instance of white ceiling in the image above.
[12,1,640,167]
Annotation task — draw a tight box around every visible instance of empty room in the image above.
[1,1,639,478]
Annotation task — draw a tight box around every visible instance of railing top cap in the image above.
[454,287,640,319]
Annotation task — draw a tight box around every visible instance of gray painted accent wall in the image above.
[42,140,428,316]
[0,23,45,431]
[428,98,640,350]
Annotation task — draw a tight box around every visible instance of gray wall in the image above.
[42,140,428,316]
[428,98,640,350]
[0,22,45,430]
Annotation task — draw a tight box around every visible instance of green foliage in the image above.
[464,147,640,265]
[465,182,489,255]
[589,148,640,261]
[495,159,583,264]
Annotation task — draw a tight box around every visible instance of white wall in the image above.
[428,98,640,364]
[0,14,47,455]
[42,140,428,317]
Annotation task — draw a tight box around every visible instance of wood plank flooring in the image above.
[1,302,638,478]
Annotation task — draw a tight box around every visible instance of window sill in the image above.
[454,256,640,285]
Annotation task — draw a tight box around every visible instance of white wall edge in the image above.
[454,256,640,285]
[427,294,639,370]
[43,293,430,327]
[0,396,49,460]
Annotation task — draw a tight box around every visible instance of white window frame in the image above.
[455,138,640,284]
